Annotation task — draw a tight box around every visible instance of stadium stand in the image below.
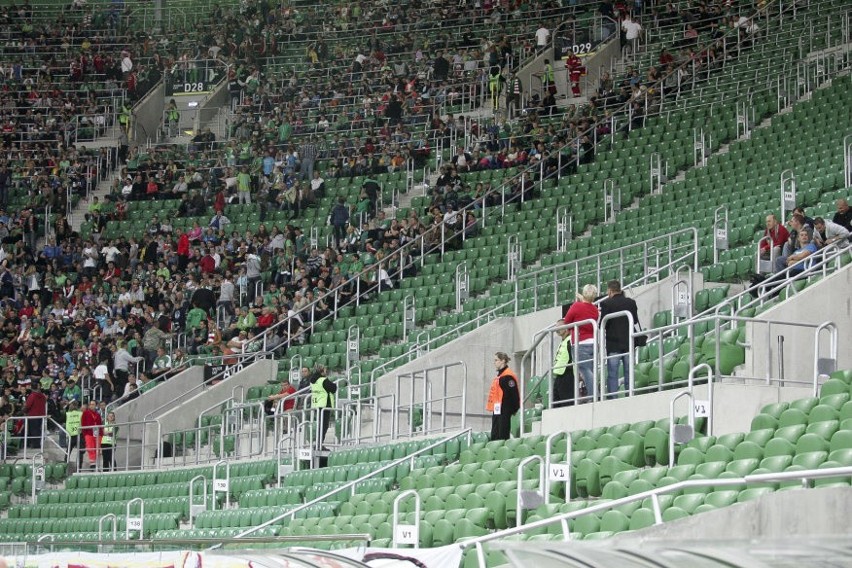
[0,0,850,563]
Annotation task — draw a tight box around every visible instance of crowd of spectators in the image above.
[0,0,785,458]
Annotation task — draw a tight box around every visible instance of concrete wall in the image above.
[541,382,813,437]
[369,272,697,438]
[153,359,276,435]
[517,35,619,104]
[613,486,852,542]
[131,359,274,465]
[747,266,852,386]
[114,366,205,425]
[130,81,165,146]
[374,318,516,437]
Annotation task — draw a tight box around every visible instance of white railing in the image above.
[231,428,473,540]
[459,465,852,567]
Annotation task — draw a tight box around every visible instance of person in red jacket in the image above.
[80,400,103,470]
[23,382,47,449]
[176,229,190,272]
[565,53,585,97]
[564,284,600,400]
[760,214,789,260]
[199,250,216,274]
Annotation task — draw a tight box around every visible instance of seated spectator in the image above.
[774,230,818,275]
[813,217,851,247]
[781,214,812,259]
[833,199,852,232]
[151,347,172,379]
[760,214,789,259]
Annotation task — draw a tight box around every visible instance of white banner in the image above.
[7,545,465,568]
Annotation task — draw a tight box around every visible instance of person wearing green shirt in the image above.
[62,380,82,404]
[278,121,292,143]
[235,308,256,333]
[88,196,102,215]
[39,371,52,392]
[137,373,157,394]
[349,254,364,276]
[186,306,208,330]
[552,322,575,407]
[155,262,170,280]
[237,166,252,205]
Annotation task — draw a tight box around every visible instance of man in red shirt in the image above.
[23,381,47,449]
[760,214,789,260]
[199,249,216,274]
[265,378,297,415]
[80,400,103,470]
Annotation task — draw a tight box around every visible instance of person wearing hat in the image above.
[486,352,520,441]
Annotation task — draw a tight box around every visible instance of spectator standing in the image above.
[330,198,350,247]
[236,166,252,204]
[542,59,556,96]
[142,323,171,371]
[564,284,600,400]
[598,280,640,399]
[506,72,523,119]
[113,340,142,397]
[93,360,114,401]
[535,24,551,52]
[300,138,319,181]
[622,16,642,54]
[486,352,520,440]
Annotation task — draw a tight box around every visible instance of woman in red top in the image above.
[563,284,600,400]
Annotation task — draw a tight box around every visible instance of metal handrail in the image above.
[228,0,798,360]
[106,361,191,413]
[142,351,274,420]
[231,428,473,539]
[459,465,852,566]
[711,242,852,320]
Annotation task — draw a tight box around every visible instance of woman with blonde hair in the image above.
[563,284,600,400]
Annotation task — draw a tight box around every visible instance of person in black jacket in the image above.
[599,280,640,399]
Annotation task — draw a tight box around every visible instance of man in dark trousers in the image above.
[486,352,520,440]
[309,364,337,466]
[599,280,640,399]
[552,320,576,406]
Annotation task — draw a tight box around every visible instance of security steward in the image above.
[64,401,83,470]
[552,320,576,407]
[486,352,520,440]
[309,364,337,465]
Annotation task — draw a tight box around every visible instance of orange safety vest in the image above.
[486,367,518,412]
